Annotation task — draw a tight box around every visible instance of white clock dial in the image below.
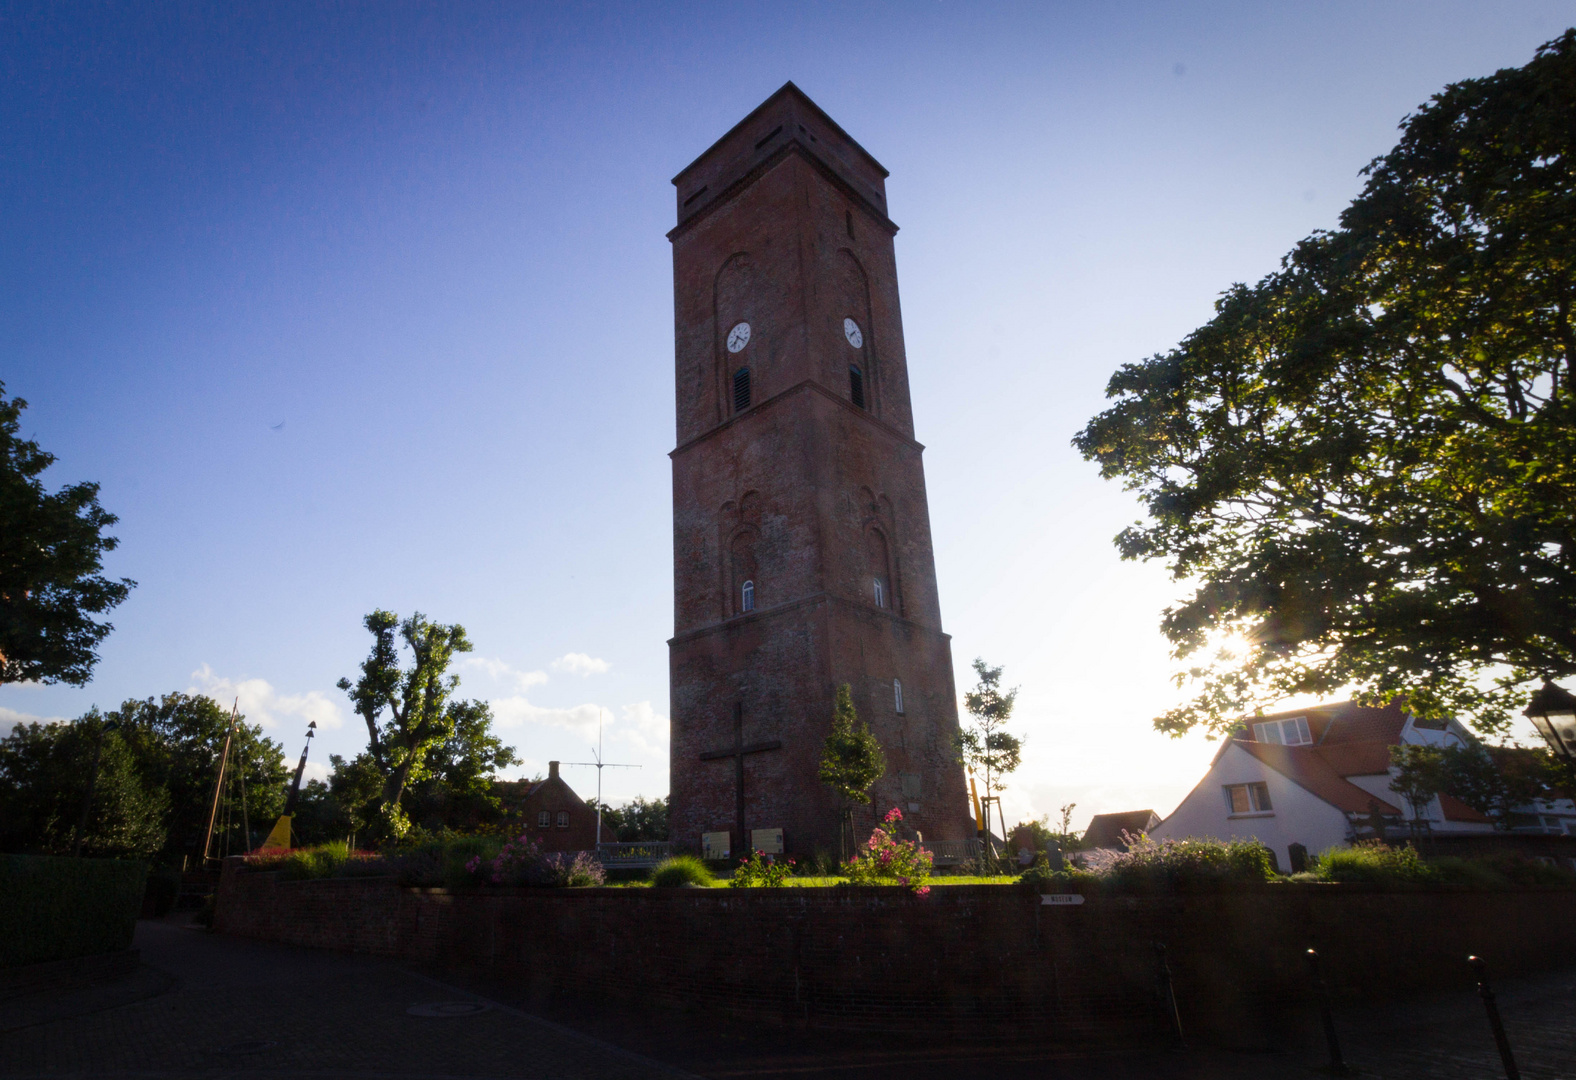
[843,318,863,349]
[726,322,752,353]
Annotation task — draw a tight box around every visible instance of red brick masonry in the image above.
[214,859,1576,1050]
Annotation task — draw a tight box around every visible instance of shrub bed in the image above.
[0,854,147,967]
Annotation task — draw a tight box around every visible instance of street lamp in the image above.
[1524,681,1576,766]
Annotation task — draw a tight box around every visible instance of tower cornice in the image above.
[669,379,924,460]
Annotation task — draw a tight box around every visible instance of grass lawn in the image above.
[603,874,1019,888]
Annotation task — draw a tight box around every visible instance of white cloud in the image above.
[551,652,610,677]
[615,700,669,756]
[488,696,604,736]
[1,705,70,735]
[188,665,344,731]
[458,656,548,693]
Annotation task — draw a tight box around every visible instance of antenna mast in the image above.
[564,709,641,843]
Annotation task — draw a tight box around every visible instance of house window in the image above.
[849,365,865,409]
[1253,717,1311,746]
[537,811,550,828]
[741,579,755,612]
[556,811,570,828]
[734,367,751,412]
[873,577,885,608]
[893,678,904,714]
[1224,782,1273,814]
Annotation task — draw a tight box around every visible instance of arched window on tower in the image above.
[742,579,755,612]
[849,365,865,409]
[730,530,758,616]
[734,367,752,412]
[893,678,904,714]
[873,577,885,608]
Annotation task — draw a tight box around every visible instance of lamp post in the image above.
[1523,681,1576,767]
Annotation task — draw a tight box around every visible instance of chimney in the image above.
[548,760,560,781]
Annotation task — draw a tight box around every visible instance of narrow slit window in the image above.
[849,365,865,409]
[734,366,751,412]
[741,579,755,612]
[893,678,904,714]
[873,577,885,608]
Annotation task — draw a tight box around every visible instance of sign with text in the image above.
[750,828,784,854]
[1040,893,1086,906]
[702,831,731,860]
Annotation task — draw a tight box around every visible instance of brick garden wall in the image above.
[213,860,1576,1050]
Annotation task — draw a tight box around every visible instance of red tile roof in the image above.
[1235,741,1402,815]
[1083,810,1161,849]
[1439,793,1491,824]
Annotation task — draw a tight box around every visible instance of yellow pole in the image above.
[968,773,984,835]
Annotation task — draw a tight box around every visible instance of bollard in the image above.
[1154,942,1186,1048]
[1468,956,1520,1080]
[1304,949,1353,1075]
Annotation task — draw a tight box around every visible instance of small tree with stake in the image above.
[818,684,885,862]
[957,658,1022,865]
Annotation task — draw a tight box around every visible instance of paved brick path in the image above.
[1,916,1572,1079]
[0,919,692,1079]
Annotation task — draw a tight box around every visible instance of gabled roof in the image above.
[1083,810,1162,849]
[1235,741,1403,815]
[1247,700,1409,746]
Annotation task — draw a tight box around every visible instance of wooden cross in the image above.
[699,701,781,853]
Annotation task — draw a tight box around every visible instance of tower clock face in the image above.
[726,322,752,353]
[843,318,863,349]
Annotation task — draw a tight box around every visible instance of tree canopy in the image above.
[337,609,508,840]
[1075,32,1576,738]
[818,683,885,806]
[0,381,134,686]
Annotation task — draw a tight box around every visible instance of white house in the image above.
[1149,701,1530,870]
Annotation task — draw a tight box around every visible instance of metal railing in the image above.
[595,841,674,869]
[916,838,984,866]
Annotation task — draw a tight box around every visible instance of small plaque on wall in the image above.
[751,828,784,854]
[702,831,731,860]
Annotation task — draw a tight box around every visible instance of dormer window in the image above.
[873,577,885,608]
[1253,717,1311,746]
[741,579,755,612]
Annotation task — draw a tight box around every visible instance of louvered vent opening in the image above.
[733,367,751,412]
[849,365,865,409]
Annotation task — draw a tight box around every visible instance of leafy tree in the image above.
[0,712,167,858]
[1388,745,1448,828]
[957,658,1021,830]
[336,610,502,841]
[402,699,519,833]
[1438,745,1558,828]
[818,684,886,858]
[108,692,287,859]
[598,795,669,842]
[1074,32,1576,738]
[0,381,134,686]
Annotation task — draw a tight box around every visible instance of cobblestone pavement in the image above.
[2,918,1572,1080]
[0,919,693,1080]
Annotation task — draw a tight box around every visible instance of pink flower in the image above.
[916,885,930,896]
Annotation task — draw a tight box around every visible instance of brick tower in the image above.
[667,83,969,858]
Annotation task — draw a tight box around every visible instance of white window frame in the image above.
[893,678,904,714]
[537,810,550,828]
[1253,716,1311,746]
[556,811,570,829]
[741,579,755,612]
[1224,782,1273,815]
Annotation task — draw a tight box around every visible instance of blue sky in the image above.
[3,2,1570,829]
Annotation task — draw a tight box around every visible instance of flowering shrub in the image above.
[464,835,606,887]
[730,850,793,887]
[243,842,383,881]
[1104,835,1278,891]
[843,808,933,894]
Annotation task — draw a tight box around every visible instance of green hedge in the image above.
[0,854,148,967]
